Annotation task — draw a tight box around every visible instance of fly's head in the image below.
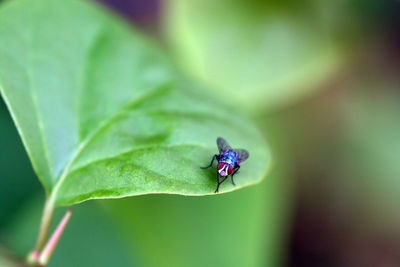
[217,162,233,177]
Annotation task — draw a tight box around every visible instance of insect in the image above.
[201,137,249,193]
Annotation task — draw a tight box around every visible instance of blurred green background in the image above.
[1,0,400,266]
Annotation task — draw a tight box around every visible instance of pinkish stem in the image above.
[38,209,72,265]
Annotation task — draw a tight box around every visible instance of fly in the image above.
[201,137,249,193]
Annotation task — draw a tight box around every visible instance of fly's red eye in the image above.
[228,165,233,175]
[217,162,225,170]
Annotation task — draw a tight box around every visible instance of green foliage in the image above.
[0,86,289,267]
[164,0,343,111]
[0,0,270,206]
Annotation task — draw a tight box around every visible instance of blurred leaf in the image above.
[100,173,291,267]
[0,0,270,206]
[164,0,343,111]
[0,196,136,267]
[342,85,400,227]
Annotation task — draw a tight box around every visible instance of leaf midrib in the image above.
[48,82,173,205]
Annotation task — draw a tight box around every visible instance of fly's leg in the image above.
[215,184,220,193]
[215,173,220,193]
[215,176,228,193]
[201,154,219,169]
[232,164,240,175]
[231,165,240,186]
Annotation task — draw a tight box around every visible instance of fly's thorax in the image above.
[217,162,233,177]
[219,150,238,166]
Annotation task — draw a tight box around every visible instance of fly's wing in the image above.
[233,149,249,163]
[217,137,231,152]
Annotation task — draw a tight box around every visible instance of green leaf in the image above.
[164,0,344,111]
[0,0,270,206]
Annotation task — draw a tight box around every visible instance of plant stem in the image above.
[38,209,72,265]
[34,198,55,253]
